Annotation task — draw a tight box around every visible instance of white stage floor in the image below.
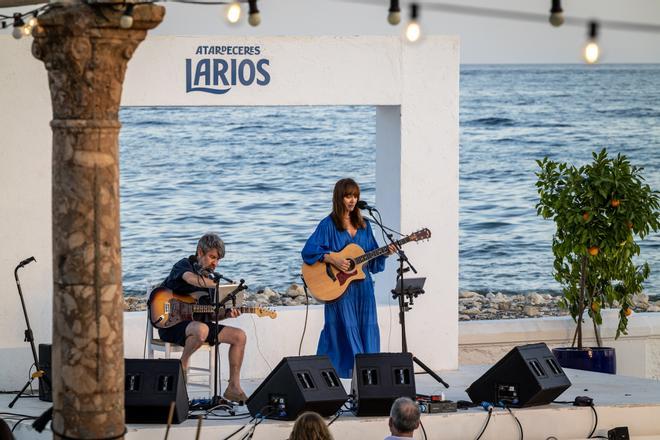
[3,365,660,439]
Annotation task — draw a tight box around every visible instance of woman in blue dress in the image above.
[302,178,393,378]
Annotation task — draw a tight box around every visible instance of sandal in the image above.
[223,389,249,403]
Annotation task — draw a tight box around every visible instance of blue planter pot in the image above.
[552,347,616,374]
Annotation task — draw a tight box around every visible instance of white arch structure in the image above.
[0,35,459,386]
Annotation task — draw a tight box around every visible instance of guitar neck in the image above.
[191,305,261,314]
[354,235,413,265]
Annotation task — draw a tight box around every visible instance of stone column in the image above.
[31,3,163,438]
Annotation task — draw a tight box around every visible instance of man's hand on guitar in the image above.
[324,254,351,272]
[225,308,242,319]
[386,244,397,255]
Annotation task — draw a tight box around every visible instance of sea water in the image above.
[119,64,659,297]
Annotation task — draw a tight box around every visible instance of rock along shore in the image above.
[124,285,660,320]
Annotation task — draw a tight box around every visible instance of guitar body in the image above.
[301,243,368,303]
[149,287,202,328]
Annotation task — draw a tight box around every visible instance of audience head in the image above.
[289,411,333,440]
[388,397,420,437]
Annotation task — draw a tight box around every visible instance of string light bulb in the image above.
[119,4,134,29]
[405,3,421,43]
[11,14,24,39]
[583,21,600,64]
[387,0,401,26]
[248,0,260,26]
[225,1,241,24]
[549,0,564,27]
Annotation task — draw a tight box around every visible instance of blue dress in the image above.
[301,215,387,378]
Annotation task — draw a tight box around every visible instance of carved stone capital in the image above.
[32,2,164,120]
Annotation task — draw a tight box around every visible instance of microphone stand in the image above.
[9,258,52,408]
[365,208,449,389]
[209,274,248,408]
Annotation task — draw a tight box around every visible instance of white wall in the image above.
[459,310,660,380]
[0,38,53,390]
[0,35,460,389]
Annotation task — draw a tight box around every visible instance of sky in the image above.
[2,0,660,63]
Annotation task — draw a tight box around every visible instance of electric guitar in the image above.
[148,287,277,329]
[301,228,431,303]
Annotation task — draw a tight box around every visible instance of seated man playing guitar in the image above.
[157,232,248,403]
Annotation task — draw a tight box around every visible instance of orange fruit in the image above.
[611,199,620,208]
[591,302,600,313]
[582,212,590,221]
[588,246,599,256]
[624,307,633,316]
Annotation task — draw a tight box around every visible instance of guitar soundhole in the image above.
[347,259,356,271]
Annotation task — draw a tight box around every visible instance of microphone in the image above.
[356,200,375,211]
[18,256,36,268]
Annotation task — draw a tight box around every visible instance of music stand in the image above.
[393,277,427,298]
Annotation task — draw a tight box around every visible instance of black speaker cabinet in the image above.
[124,359,189,424]
[38,343,52,402]
[351,352,416,416]
[466,343,571,408]
[246,355,347,420]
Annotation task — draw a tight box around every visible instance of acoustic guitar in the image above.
[149,287,277,329]
[301,228,431,303]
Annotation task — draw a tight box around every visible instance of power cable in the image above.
[474,406,493,440]
[506,406,523,440]
[419,418,428,440]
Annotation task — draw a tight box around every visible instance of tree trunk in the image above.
[576,255,588,349]
[31,3,163,438]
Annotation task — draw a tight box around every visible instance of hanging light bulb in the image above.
[248,0,260,26]
[27,16,38,28]
[549,0,564,27]
[11,14,24,39]
[119,4,134,29]
[387,0,401,26]
[405,4,421,43]
[226,2,241,24]
[583,21,600,64]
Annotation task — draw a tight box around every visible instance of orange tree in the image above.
[536,149,659,348]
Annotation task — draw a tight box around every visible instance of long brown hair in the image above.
[289,412,334,440]
[331,178,366,231]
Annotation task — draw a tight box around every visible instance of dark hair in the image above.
[289,411,333,440]
[197,232,225,258]
[330,178,365,231]
[390,397,420,434]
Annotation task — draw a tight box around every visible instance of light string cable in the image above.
[0,3,49,36]
[343,0,660,34]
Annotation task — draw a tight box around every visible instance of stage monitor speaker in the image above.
[124,359,189,424]
[466,342,571,408]
[351,352,416,417]
[38,343,52,402]
[246,355,347,421]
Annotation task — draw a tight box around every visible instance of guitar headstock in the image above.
[255,307,278,319]
[410,228,431,242]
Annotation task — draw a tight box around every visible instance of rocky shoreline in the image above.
[124,285,660,320]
